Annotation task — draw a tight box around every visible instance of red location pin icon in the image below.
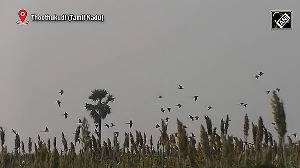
[18,9,27,22]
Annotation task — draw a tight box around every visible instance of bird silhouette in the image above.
[207,106,212,110]
[239,102,245,106]
[291,133,297,138]
[41,127,49,132]
[110,122,115,127]
[254,75,260,80]
[266,91,270,94]
[155,124,160,129]
[95,124,99,128]
[77,119,83,125]
[276,88,280,92]
[194,116,199,120]
[56,100,61,107]
[59,89,64,95]
[243,104,248,108]
[190,133,195,138]
[183,125,188,129]
[178,85,184,89]
[167,107,171,112]
[126,120,134,128]
[165,117,169,122]
[104,123,110,128]
[271,122,276,125]
[158,95,162,98]
[176,104,182,108]
[63,112,68,119]
[160,108,165,113]
[258,71,264,76]
[193,95,199,101]
[188,115,194,121]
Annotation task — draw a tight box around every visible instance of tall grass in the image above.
[0,91,297,167]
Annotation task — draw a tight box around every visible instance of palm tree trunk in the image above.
[98,118,102,147]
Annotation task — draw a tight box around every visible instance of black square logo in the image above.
[272,11,292,29]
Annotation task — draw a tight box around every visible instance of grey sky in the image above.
[1,0,300,151]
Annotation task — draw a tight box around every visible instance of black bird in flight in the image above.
[178,85,184,90]
[271,122,276,125]
[104,123,110,128]
[193,95,199,101]
[188,115,194,121]
[258,71,264,76]
[254,75,260,80]
[158,95,162,98]
[194,116,199,120]
[165,117,169,122]
[167,107,171,112]
[110,122,115,127]
[276,88,280,92]
[56,100,61,107]
[77,119,83,125]
[176,104,182,108]
[266,90,270,94]
[183,125,188,129]
[63,112,68,119]
[41,127,49,132]
[190,133,195,138]
[243,104,248,108]
[126,120,134,128]
[95,124,99,128]
[291,133,297,138]
[59,89,64,95]
[160,108,165,113]
[239,102,245,106]
[207,106,212,110]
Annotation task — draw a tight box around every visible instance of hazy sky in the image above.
[1,0,300,151]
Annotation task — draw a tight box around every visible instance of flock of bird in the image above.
[8,71,297,141]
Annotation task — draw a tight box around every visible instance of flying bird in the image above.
[160,108,165,113]
[176,104,182,108]
[158,95,162,98]
[77,119,83,125]
[56,100,61,107]
[194,116,199,120]
[207,106,212,110]
[41,127,49,132]
[276,88,280,92]
[243,104,248,108]
[291,133,297,138]
[271,122,276,125]
[104,123,110,128]
[126,120,134,128]
[254,75,260,80]
[258,71,264,76]
[165,117,169,122]
[167,107,171,112]
[266,90,270,94]
[110,122,115,127]
[63,112,68,119]
[178,85,184,90]
[59,89,64,95]
[188,115,194,121]
[193,95,199,101]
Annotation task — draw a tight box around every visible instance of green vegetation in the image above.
[0,90,298,167]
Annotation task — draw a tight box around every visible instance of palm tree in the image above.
[85,89,115,146]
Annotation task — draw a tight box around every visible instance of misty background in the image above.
[1,0,299,151]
